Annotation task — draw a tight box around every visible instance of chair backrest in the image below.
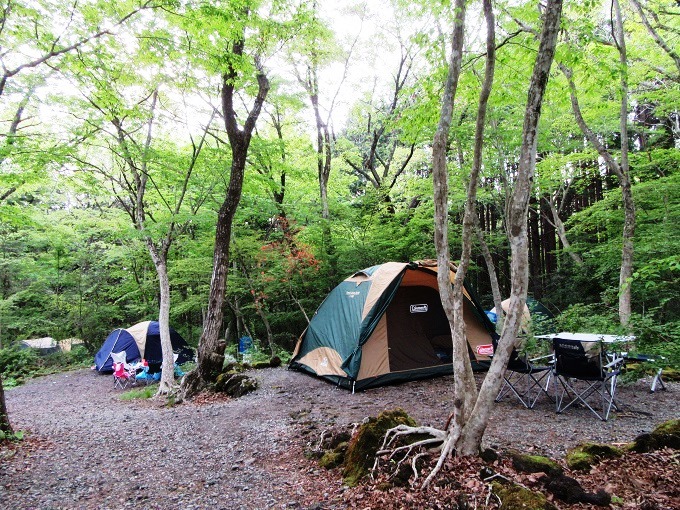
[111,351,127,365]
[553,338,605,380]
[113,362,127,377]
[491,336,530,371]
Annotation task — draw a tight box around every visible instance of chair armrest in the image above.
[529,353,555,363]
[604,356,624,369]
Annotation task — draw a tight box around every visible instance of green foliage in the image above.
[0,0,677,386]
[0,348,39,383]
[0,429,24,442]
[0,346,91,386]
[555,304,680,369]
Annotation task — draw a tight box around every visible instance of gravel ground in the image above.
[1,367,677,509]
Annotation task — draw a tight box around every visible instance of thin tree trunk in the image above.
[559,0,634,326]
[0,373,12,436]
[474,217,504,330]
[431,0,468,482]
[450,0,497,432]
[458,0,563,456]
[544,196,583,265]
[613,0,634,326]
[629,0,680,74]
[149,253,175,394]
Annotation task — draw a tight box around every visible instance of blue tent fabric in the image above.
[94,321,193,372]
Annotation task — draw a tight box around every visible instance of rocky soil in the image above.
[1,367,677,509]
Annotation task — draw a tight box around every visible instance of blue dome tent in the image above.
[94,321,193,372]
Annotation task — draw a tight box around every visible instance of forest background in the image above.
[0,0,678,383]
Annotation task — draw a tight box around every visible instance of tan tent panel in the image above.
[126,320,152,359]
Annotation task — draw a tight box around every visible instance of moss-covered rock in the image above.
[251,361,271,370]
[222,362,244,373]
[325,431,351,450]
[507,450,563,476]
[213,373,259,397]
[269,356,282,368]
[341,408,417,486]
[319,450,344,469]
[491,481,557,510]
[629,418,680,453]
[566,443,623,471]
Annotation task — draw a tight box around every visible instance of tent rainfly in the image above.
[94,321,193,372]
[289,260,497,390]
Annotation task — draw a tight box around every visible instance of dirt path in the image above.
[1,367,677,509]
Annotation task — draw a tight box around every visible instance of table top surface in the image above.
[535,332,636,343]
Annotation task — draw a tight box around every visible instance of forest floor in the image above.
[0,366,678,509]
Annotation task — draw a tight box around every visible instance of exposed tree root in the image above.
[155,381,178,397]
[372,424,450,486]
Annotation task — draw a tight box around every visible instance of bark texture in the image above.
[458,0,564,456]
[0,373,11,435]
[431,0,468,483]
[180,37,270,399]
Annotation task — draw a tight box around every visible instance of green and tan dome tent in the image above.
[289,260,497,390]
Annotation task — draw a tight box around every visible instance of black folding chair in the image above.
[553,338,623,421]
[623,353,667,392]
[494,339,554,409]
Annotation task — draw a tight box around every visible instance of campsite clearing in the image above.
[1,367,677,509]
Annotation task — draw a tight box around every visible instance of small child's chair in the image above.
[112,362,133,389]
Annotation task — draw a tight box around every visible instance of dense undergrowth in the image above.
[0,346,91,388]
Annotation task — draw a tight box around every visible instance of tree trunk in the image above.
[559,0,634,327]
[180,39,270,399]
[431,0,468,465]
[442,0,498,467]
[150,253,175,395]
[545,196,583,265]
[457,0,563,456]
[475,219,504,331]
[614,0,634,327]
[0,373,12,436]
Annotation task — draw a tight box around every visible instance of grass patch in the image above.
[119,385,157,400]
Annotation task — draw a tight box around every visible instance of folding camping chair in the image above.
[623,353,667,393]
[552,337,623,421]
[494,339,554,409]
[111,351,133,372]
[112,362,134,389]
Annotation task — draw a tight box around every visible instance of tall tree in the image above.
[384,0,563,485]
[559,0,635,326]
[180,2,271,398]
[290,0,360,277]
[0,0,157,432]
